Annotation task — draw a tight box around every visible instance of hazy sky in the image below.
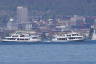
[0,0,96,16]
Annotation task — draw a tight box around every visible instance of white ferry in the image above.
[51,32,85,42]
[2,31,41,42]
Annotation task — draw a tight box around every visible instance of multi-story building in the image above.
[17,6,32,30]
[17,6,28,24]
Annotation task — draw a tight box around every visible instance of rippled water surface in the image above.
[0,41,96,64]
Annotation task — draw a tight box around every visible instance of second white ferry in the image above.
[51,32,85,42]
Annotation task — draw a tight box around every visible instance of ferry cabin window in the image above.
[67,35,71,37]
[20,35,25,37]
[17,38,25,40]
[74,37,82,39]
[20,39,25,40]
[69,37,75,39]
[12,35,18,37]
[69,37,82,39]
[17,38,29,40]
[58,38,67,40]
[25,39,29,40]
[72,34,78,36]
[8,38,16,40]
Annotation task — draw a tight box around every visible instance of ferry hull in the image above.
[1,39,84,43]
[1,39,41,42]
[51,38,85,42]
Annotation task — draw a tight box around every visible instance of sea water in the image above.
[0,40,96,64]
